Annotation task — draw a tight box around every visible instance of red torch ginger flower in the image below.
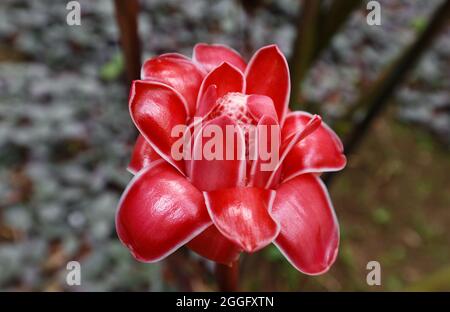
[117,44,346,275]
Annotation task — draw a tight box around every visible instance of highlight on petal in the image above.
[141,54,205,116]
[116,160,212,262]
[190,115,246,192]
[272,174,339,275]
[187,225,242,265]
[245,45,290,123]
[193,43,247,73]
[127,134,162,175]
[281,112,346,182]
[129,80,187,174]
[196,62,245,111]
[204,187,279,252]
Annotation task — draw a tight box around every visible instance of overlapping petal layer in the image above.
[128,134,161,174]
[272,174,339,275]
[281,112,346,181]
[205,187,279,252]
[116,161,211,262]
[193,43,247,73]
[197,62,245,110]
[245,45,290,123]
[187,225,242,265]
[249,115,280,188]
[129,80,187,174]
[190,115,246,192]
[141,53,205,115]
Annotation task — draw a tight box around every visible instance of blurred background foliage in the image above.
[0,0,449,291]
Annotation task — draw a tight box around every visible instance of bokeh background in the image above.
[0,0,449,291]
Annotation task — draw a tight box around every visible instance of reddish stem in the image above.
[114,0,141,83]
[215,261,239,291]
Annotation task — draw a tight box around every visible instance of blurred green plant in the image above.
[406,265,450,291]
[411,17,427,32]
[371,207,392,225]
[100,52,124,81]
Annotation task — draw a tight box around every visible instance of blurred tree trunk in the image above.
[290,1,321,109]
[314,0,363,63]
[290,0,363,110]
[114,0,141,84]
[324,0,450,186]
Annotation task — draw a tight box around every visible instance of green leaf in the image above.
[371,207,391,225]
[411,17,427,32]
[100,52,124,81]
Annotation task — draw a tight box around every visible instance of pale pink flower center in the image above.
[209,92,254,128]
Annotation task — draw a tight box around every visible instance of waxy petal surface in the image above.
[272,174,339,275]
[129,80,187,174]
[193,43,247,73]
[190,115,246,192]
[196,84,218,118]
[245,45,290,123]
[128,134,162,174]
[141,54,205,116]
[281,112,346,181]
[246,94,278,123]
[197,62,245,111]
[248,115,281,188]
[187,225,241,265]
[205,187,279,252]
[116,161,211,262]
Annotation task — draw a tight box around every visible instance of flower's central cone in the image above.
[206,92,258,166]
[209,92,254,127]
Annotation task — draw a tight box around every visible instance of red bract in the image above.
[117,44,346,275]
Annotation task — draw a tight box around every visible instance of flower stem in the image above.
[215,261,239,291]
[113,0,141,84]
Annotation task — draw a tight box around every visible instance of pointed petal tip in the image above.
[245,44,290,123]
[275,239,339,275]
[196,61,245,111]
[216,60,243,73]
[272,174,340,275]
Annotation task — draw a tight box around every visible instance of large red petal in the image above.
[193,43,247,73]
[187,225,241,265]
[189,115,246,192]
[205,187,279,252]
[245,45,290,124]
[281,112,346,181]
[116,160,212,262]
[141,54,205,116]
[196,62,245,111]
[127,134,162,174]
[129,80,187,174]
[272,174,339,275]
